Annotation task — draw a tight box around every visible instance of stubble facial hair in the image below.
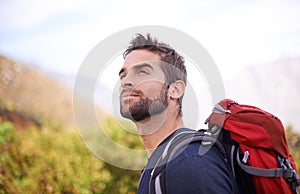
[120,85,169,122]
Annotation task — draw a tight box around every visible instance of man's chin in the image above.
[120,109,149,122]
[120,108,136,121]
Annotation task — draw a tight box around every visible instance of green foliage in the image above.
[285,125,300,173]
[1,117,299,194]
[102,118,144,150]
[0,119,13,145]
[285,125,300,193]
[0,119,141,194]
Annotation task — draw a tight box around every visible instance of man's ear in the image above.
[168,80,185,100]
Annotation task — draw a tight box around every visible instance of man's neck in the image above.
[136,110,184,157]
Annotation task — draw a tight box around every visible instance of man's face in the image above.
[119,50,169,122]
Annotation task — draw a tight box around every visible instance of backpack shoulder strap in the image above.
[149,130,226,194]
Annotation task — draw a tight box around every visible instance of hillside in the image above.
[49,72,113,112]
[225,57,300,131]
[0,56,75,130]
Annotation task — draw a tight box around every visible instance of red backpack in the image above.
[206,99,300,194]
[150,99,300,194]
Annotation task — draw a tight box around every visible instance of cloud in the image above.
[0,0,94,31]
[0,0,299,76]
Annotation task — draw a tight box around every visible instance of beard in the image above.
[120,85,168,122]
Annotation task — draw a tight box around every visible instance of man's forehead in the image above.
[123,60,161,69]
[119,61,160,76]
[122,50,162,71]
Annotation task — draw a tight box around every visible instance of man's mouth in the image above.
[121,91,141,102]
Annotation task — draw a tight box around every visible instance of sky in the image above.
[0,0,300,86]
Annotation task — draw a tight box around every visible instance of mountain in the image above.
[0,56,110,130]
[225,57,300,131]
[0,56,75,130]
[48,72,112,112]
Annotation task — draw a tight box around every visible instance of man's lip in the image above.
[121,91,139,97]
[121,93,140,99]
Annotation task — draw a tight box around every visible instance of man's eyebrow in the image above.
[119,67,126,76]
[118,63,154,76]
[134,63,154,71]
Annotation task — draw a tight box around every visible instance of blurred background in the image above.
[0,0,299,193]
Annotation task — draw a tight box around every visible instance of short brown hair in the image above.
[123,33,187,116]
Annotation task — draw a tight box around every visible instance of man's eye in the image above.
[139,70,148,75]
[120,73,126,80]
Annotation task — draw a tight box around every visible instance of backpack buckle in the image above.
[277,155,287,169]
[242,151,250,164]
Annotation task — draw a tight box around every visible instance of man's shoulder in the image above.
[148,128,239,194]
[163,137,238,193]
[167,139,226,168]
[165,128,230,174]
[166,128,225,163]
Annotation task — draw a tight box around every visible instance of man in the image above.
[119,34,238,193]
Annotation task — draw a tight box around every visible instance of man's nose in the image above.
[121,75,134,88]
